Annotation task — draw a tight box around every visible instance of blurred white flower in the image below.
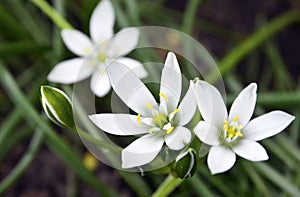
[89,52,196,168]
[47,0,147,97]
[192,80,295,174]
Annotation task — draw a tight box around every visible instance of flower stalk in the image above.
[30,0,73,29]
[152,175,183,197]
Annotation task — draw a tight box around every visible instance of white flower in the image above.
[192,80,295,174]
[89,52,197,168]
[47,0,147,97]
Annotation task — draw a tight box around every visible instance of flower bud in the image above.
[174,148,197,179]
[40,86,75,129]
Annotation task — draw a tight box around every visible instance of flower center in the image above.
[98,53,107,62]
[136,92,180,135]
[153,113,168,128]
[223,116,243,140]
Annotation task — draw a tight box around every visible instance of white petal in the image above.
[159,52,182,113]
[165,126,191,150]
[108,28,139,57]
[90,0,115,43]
[243,111,295,141]
[229,83,257,126]
[47,58,93,84]
[194,121,221,146]
[106,60,157,116]
[175,82,197,125]
[122,134,164,168]
[116,57,148,78]
[207,145,236,174]
[231,140,268,161]
[191,79,227,127]
[141,117,154,126]
[61,29,93,57]
[90,70,111,97]
[159,100,168,115]
[89,114,150,136]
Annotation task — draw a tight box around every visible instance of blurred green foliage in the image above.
[0,0,300,196]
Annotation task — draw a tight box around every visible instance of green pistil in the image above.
[153,113,168,128]
[98,53,107,62]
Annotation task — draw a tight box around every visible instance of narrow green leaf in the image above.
[0,61,117,197]
[119,171,152,197]
[254,163,300,196]
[0,41,49,57]
[30,0,73,29]
[0,129,44,195]
[182,0,202,34]
[0,5,29,39]
[208,10,300,82]
[188,174,215,197]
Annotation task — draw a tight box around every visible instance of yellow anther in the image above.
[166,126,174,134]
[224,118,243,140]
[146,103,153,110]
[137,114,141,124]
[173,108,180,114]
[233,116,240,122]
[223,120,229,130]
[228,127,236,134]
[159,93,167,101]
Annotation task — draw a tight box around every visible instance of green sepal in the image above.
[173,148,197,179]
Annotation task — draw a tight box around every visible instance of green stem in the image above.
[152,175,183,197]
[0,129,44,195]
[208,10,300,82]
[30,0,73,29]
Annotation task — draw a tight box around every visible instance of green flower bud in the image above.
[174,148,197,179]
[40,86,75,129]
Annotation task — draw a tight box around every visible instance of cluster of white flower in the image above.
[89,52,294,174]
[47,0,295,174]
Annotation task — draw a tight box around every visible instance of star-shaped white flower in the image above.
[89,52,196,168]
[47,0,147,97]
[192,80,295,174]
